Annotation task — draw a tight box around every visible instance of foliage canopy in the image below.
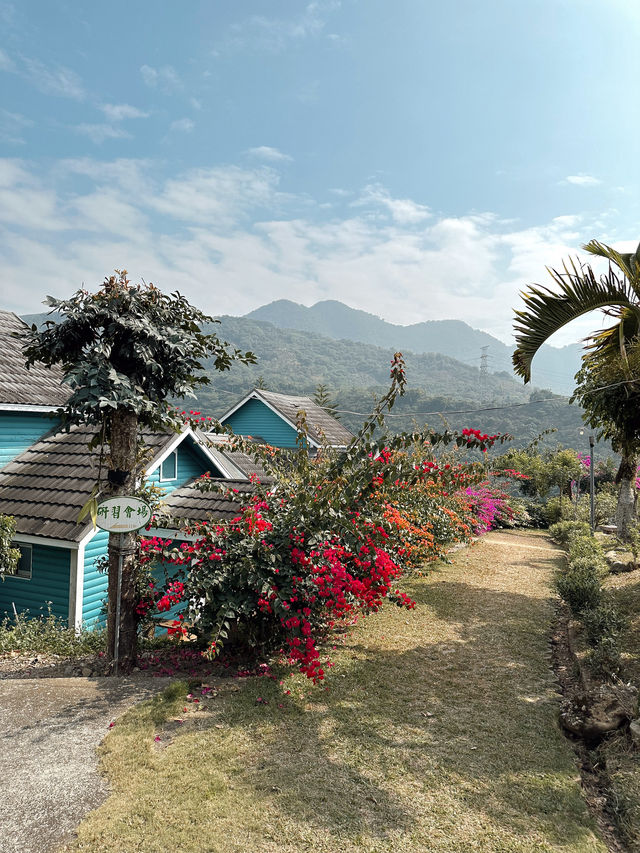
[22,271,256,433]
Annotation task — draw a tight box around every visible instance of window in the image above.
[15,545,32,580]
[160,451,177,481]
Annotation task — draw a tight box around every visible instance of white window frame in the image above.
[15,544,32,580]
[159,450,178,482]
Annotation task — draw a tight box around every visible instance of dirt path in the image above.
[0,676,172,853]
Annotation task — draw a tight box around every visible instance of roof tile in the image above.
[0,311,70,407]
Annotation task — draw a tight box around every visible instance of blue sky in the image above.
[1,0,639,348]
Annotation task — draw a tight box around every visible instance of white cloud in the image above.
[150,165,279,224]
[22,57,84,99]
[100,103,149,121]
[215,1,340,53]
[564,174,602,187]
[70,190,149,238]
[0,156,627,352]
[247,146,292,163]
[140,64,182,93]
[0,109,33,144]
[58,158,152,200]
[75,124,132,144]
[354,183,431,225]
[0,47,15,71]
[169,117,195,133]
[0,158,33,187]
[0,161,64,231]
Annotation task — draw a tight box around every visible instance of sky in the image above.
[1,0,639,347]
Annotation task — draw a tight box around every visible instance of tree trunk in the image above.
[106,408,139,672]
[615,454,638,541]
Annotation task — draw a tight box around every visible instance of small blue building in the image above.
[0,310,258,630]
[219,388,354,450]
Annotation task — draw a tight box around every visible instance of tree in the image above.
[494,444,582,507]
[571,352,640,535]
[313,383,340,419]
[546,448,583,510]
[22,271,255,670]
[513,238,640,538]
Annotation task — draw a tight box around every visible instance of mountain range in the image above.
[19,301,597,451]
[246,299,583,396]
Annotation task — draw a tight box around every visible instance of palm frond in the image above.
[583,238,640,300]
[585,306,640,373]
[513,259,639,383]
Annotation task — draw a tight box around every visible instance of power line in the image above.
[326,379,638,419]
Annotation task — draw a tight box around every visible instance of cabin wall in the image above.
[146,441,218,495]
[82,529,109,629]
[0,543,70,623]
[224,398,298,448]
[0,411,61,469]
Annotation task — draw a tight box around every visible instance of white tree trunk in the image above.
[616,477,636,541]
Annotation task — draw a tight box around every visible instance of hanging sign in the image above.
[95,497,152,533]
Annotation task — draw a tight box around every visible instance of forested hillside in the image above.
[193,317,594,451]
[20,310,600,451]
[247,299,582,395]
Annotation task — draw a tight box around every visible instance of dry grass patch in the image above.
[66,530,605,853]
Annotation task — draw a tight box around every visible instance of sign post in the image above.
[96,497,152,674]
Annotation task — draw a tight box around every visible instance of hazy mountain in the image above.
[193,317,590,451]
[18,309,597,451]
[246,299,583,395]
[204,315,533,404]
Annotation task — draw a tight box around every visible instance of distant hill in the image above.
[192,316,595,451]
[246,299,583,395]
[19,310,600,451]
[202,316,533,405]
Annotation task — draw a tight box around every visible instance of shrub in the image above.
[572,491,618,527]
[492,498,532,529]
[520,500,547,529]
[568,533,603,563]
[554,564,602,616]
[580,600,628,646]
[549,521,591,545]
[568,555,608,578]
[588,636,622,678]
[543,497,565,526]
[142,358,512,682]
[0,606,106,656]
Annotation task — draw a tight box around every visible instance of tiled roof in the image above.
[159,479,254,524]
[0,423,264,543]
[227,389,355,447]
[0,311,70,407]
[200,432,273,482]
[0,425,173,541]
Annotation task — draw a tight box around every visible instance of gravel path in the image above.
[0,675,172,853]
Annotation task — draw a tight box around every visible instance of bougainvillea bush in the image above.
[141,356,513,681]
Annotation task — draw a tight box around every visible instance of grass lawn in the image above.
[66,530,605,853]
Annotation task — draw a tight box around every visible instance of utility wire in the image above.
[326,379,638,419]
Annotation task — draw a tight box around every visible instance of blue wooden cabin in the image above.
[0,310,257,630]
[219,388,354,450]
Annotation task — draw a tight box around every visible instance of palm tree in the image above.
[512,239,640,538]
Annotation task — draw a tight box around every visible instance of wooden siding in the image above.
[146,440,219,495]
[0,411,60,469]
[0,543,70,622]
[82,529,109,628]
[224,398,298,448]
